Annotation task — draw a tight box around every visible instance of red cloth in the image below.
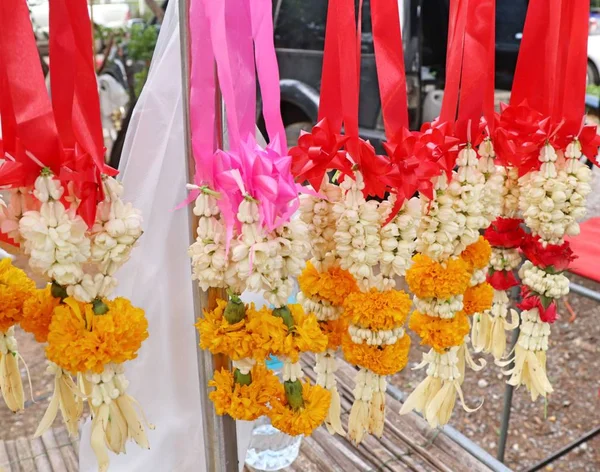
[566,217,600,282]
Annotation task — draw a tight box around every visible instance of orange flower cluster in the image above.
[0,258,35,332]
[406,254,471,300]
[320,318,346,350]
[409,311,470,352]
[342,333,411,376]
[463,282,494,315]
[209,364,283,421]
[342,289,411,331]
[275,304,328,362]
[197,299,276,360]
[298,261,358,306]
[21,286,61,343]
[461,236,492,271]
[46,297,148,373]
[269,381,331,436]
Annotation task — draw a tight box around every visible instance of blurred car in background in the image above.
[28,0,131,41]
[588,9,600,85]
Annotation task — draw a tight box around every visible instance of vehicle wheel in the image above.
[285,121,313,147]
[588,61,600,86]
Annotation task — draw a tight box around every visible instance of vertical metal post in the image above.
[496,325,519,463]
[178,1,240,471]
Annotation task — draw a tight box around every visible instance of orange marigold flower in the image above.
[342,333,411,376]
[463,282,494,315]
[0,258,35,332]
[269,381,331,436]
[406,254,471,300]
[21,285,61,343]
[320,318,347,350]
[197,299,281,361]
[461,236,492,271]
[46,297,148,373]
[276,305,328,362]
[409,311,469,352]
[298,262,358,306]
[342,289,411,331]
[209,364,283,421]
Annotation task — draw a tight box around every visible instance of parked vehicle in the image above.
[28,0,131,39]
[587,9,600,85]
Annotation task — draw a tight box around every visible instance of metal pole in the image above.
[178,1,239,471]
[497,326,519,463]
[569,282,600,302]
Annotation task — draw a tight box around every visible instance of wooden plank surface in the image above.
[29,437,52,472]
[14,439,33,472]
[0,439,12,472]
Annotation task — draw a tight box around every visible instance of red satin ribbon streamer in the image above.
[510,0,561,116]
[553,0,589,134]
[0,0,62,182]
[49,0,106,173]
[370,0,409,138]
[440,0,495,131]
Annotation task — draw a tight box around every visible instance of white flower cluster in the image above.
[231,357,256,376]
[348,325,404,346]
[86,363,130,408]
[471,290,518,360]
[19,174,90,287]
[517,309,550,352]
[501,167,521,217]
[231,200,309,307]
[490,247,521,272]
[348,367,386,442]
[417,148,485,261]
[470,268,487,286]
[478,139,504,226]
[0,188,38,243]
[0,326,17,355]
[282,360,303,382]
[379,197,420,278]
[297,292,340,321]
[413,295,464,319]
[299,183,341,265]
[188,189,231,291]
[314,351,337,389]
[333,174,382,290]
[519,143,590,244]
[423,346,461,382]
[519,260,570,299]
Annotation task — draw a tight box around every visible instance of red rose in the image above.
[487,270,519,290]
[521,235,577,272]
[484,217,526,248]
[517,287,558,324]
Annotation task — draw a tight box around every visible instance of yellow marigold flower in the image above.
[21,285,61,343]
[461,236,492,271]
[406,254,471,300]
[46,297,148,374]
[298,262,358,306]
[0,258,35,332]
[276,305,328,362]
[197,299,280,361]
[342,289,411,331]
[209,364,283,421]
[269,381,331,436]
[409,311,469,352]
[463,282,494,315]
[342,333,411,376]
[320,318,346,351]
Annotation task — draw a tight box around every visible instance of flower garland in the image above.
[0,171,150,470]
[330,173,414,444]
[402,144,492,428]
[501,140,589,400]
[475,170,524,359]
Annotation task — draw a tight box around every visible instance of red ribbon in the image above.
[0,0,63,186]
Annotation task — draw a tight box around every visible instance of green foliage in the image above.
[128,24,158,63]
[587,84,600,96]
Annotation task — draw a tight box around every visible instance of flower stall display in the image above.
[0,1,150,470]
[495,0,599,401]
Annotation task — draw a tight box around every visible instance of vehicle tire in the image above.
[285,121,313,147]
[588,61,600,86]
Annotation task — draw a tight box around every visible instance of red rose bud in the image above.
[484,217,526,248]
[521,235,577,272]
[517,287,558,324]
[487,269,519,290]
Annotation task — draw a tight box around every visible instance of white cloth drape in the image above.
[79,1,256,469]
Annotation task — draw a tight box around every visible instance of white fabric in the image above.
[79,1,256,469]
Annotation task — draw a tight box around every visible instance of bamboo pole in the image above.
[178,0,240,471]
